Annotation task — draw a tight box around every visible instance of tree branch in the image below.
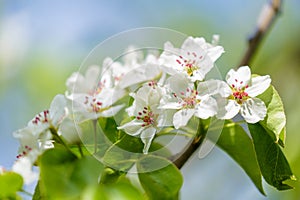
[172,0,283,170]
[239,0,282,67]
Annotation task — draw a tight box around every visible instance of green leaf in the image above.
[213,121,265,195]
[258,85,286,146]
[137,155,183,200]
[83,178,144,200]
[39,147,104,199]
[99,117,144,153]
[0,172,23,199]
[248,123,295,190]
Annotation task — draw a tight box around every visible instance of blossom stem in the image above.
[77,143,84,157]
[20,189,33,196]
[92,119,98,154]
[49,127,72,153]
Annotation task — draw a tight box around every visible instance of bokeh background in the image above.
[1,1,299,199]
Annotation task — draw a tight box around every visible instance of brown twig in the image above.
[239,0,282,67]
[172,0,283,169]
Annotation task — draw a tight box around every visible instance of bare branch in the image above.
[239,0,282,67]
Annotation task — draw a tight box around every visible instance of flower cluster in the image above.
[10,35,271,184]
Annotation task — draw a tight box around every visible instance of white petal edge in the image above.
[246,75,271,97]
[217,99,240,119]
[49,94,67,126]
[194,96,217,119]
[173,109,195,129]
[197,79,231,97]
[226,66,251,87]
[141,127,157,154]
[117,119,145,136]
[241,98,267,123]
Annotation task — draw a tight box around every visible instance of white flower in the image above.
[159,74,218,129]
[201,66,271,123]
[110,47,162,89]
[159,36,224,82]
[66,63,114,99]
[27,94,68,135]
[13,126,52,164]
[118,82,166,154]
[58,117,81,144]
[13,94,67,165]
[72,87,125,122]
[0,166,5,174]
[12,156,38,185]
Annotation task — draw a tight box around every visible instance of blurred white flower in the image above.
[12,156,38,185]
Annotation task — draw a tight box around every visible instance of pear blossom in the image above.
[159,36,224,82]
[27,94,68,135]
[200,66,271,123]
[159,74,218,129]
[110,47,162,89]
[12,156,39,185]
[13,94,68,166]
[66,63,114,100]
[72,87,125,122]
[118,81,167,154]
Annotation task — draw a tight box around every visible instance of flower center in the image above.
[136,107,156,127]
[176,52,202,76]
[16,145,32,159]
[148,80,158,89]
[230,79,249,104]
[85,96,103,113]
[175,88,199,109]
[32,110,50,125]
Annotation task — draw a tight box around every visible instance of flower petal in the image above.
[207,45,224,62]
[241,98,267,123]
[165,73,191,95]
[194,96,217,119]
[12,157,39,185]
[117,119,145,136]
[159,102,182,110]
[141,127,157,154]
[49,94,68,126]
[246,75,271,97]
[100,104,125,118]
[226,66,251,87]
[217,99,240,119]
[197,79,231,97]
[157,110,177,127]
[173,109,195,129]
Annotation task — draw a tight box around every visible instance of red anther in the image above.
[176,59,182,64]
[144,107,148,110]
[179,55,183,59]
[235,79,238,82]
[232,84,235,88]
[143,110,147,114]
[138,112,142,115]
[136,116,141,120]
[97,102,102,106]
